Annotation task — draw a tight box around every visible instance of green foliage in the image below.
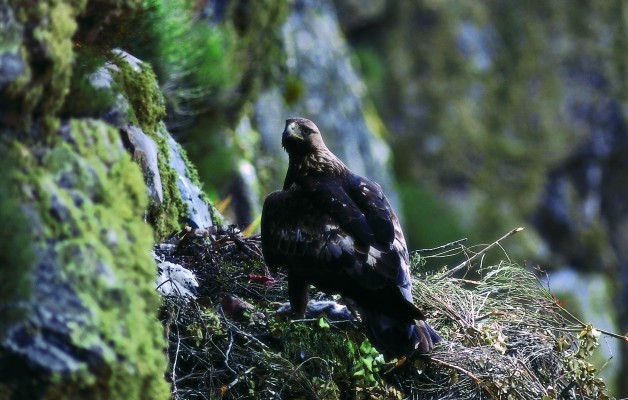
[351,339,385,387]
[142,0,290,201]
[146,0,237,116]
[279,317,356,380]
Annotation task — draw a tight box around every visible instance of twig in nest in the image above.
[218,306,270,349]
[279,357,330,399]
[219,367,256,397]
[412,237,468,254]
[445,227,524,277]
[171,315,181,397]
[558,301,628,342]
[430,356,498,399]
[430,356,481,384]
[224,332,237,375]
[541,265,628,343]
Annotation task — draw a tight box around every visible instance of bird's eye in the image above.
[302,128,311,136]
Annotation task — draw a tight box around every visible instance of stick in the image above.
[430,356,482,384]
[171,320,181,397]
[559,303,628,342]
[412,238,468,254]
[445,227,524,277]
[431,356,499,399]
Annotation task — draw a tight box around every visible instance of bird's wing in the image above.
[345,174,397,246]
[300,175,409,286]
[345,173,412,288]
[261,190,299,272]
[261,189,331,269]
[261,183,386,286]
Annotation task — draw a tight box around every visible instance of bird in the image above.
[261,117,439,358]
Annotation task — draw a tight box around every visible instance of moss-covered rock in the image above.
[0,0,144,132]
[109,50,186,238]
[66,48,217,238]
[0,0,222,398]
[0,120,168,399]
[1,0,84,133]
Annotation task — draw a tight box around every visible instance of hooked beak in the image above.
[282,122,303,143]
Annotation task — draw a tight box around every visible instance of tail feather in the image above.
[358,307,440,359]
[413,320,440,354]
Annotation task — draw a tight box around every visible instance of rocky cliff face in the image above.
[0,0,403,396]
[0,0,216,397]
[0,121,169,399]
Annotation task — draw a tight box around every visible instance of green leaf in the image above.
[353,368,365,376]
[363,356,373,371]
[359,340,372,354]
[347,341,355,356]
[317,317,330,329]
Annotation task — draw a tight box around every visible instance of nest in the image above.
[154,226,611,400]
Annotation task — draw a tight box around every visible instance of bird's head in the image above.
[282,118,326,155]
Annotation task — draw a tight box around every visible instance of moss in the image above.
[113,53,166,130]
[59,46,118,118]
[0,383,12,399]
[153,125,191,238]
[279,320,357,381]
[281,74,306,105]
[7,0,87,134]
[111,54,186,239]
[0,154,35,338]
[3,0,150,131]
[6,119,168,398]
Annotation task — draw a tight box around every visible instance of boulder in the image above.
[0,120,169,399]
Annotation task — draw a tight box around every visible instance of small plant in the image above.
[350,338,385,387]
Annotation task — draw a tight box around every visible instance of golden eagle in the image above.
[261,118,438,357]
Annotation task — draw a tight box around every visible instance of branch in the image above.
[558,302,628,342]
[445,227,524,277]
[412,237,468,254]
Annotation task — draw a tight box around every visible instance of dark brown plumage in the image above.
[261,118,439,358]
